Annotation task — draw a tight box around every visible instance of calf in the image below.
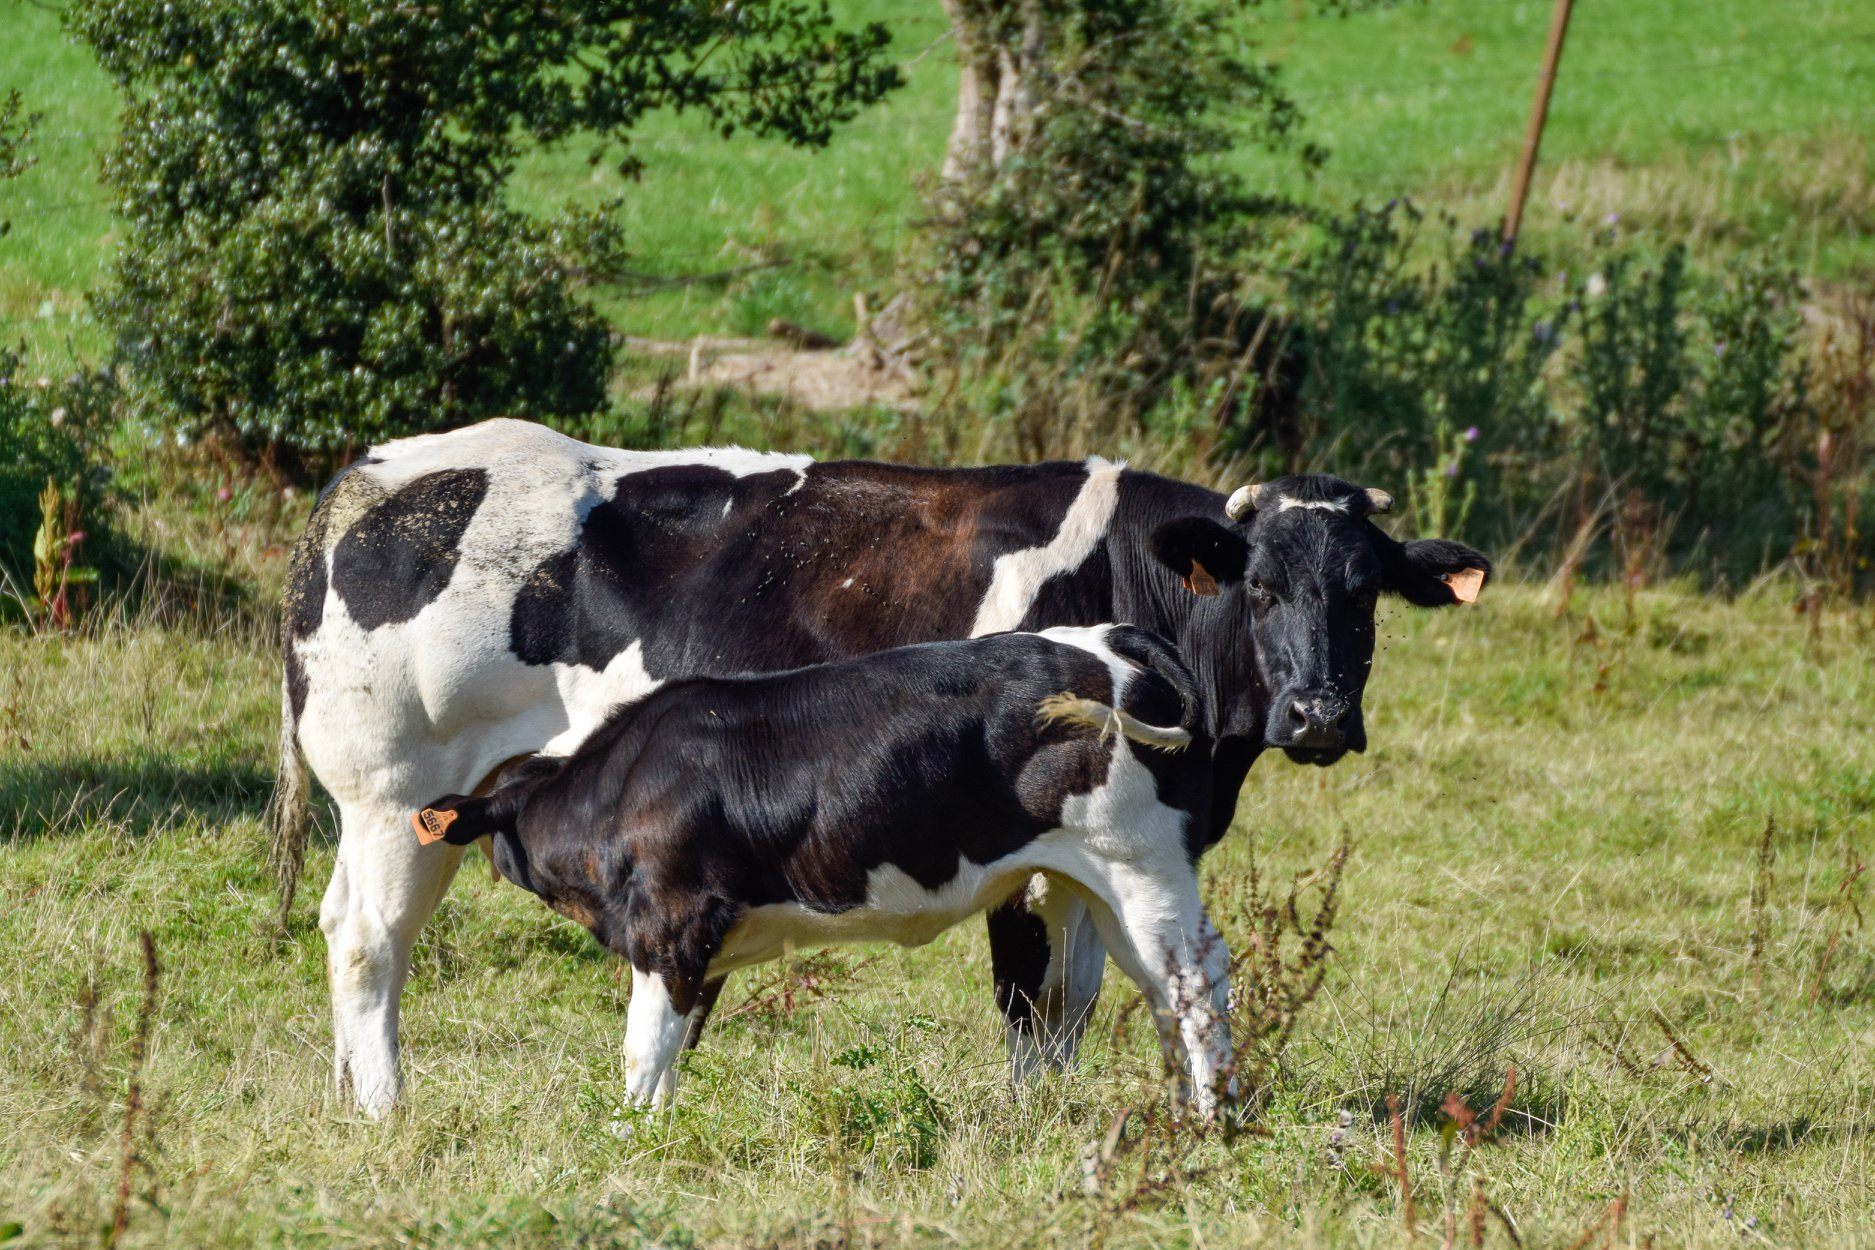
[411,624,1236,1115]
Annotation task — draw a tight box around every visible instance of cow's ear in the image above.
[1150,519,1249,597]
[1380,537,1492,607]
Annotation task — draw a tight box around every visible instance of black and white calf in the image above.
[410,625,1235,1115]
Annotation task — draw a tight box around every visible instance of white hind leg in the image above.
[1006,877,1110,1082]
[320,792,469,1115]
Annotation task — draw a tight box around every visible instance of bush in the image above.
[1252,204,1820,576]
[910,0,1311,455]
[71,0,901,471]
[0,351,111,619]
[1565,244,1809,551]
[1277,205,1567,536]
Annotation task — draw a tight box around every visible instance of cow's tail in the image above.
[1037,693,1192,753]
[267,675,310,931]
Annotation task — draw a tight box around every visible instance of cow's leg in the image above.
[1075,866,1233,1119]
[992,878,1109,1083]
[320,792,469,1115]
[681,975,729,1052]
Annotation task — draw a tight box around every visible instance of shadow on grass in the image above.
[0,751,280,841]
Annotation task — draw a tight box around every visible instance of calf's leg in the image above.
[618,893,739,1108]
[1075,865,1233,1119]
[680,975,729,1052]
[623,967,694,1107]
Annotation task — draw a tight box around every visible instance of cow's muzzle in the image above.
[1266,692,1362,764]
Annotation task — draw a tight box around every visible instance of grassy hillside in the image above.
[3,579,1872,1247]
[4,0,1872,376]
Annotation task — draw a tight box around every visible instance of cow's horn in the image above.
[1224,484,1264,521]
[1363,488,1395,515]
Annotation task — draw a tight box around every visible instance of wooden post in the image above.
[1503,0,1575,244]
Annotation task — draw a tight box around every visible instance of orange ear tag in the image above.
[411,807,458,846]
[1442,567,1486,604]
[1183,558,1220,597]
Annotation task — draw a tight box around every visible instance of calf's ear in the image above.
[1380,537,1492,607]
[412,793,502,846]
[1150,518,1250,597]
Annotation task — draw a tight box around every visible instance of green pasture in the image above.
[2,574,1872,1246]
[3,0,1872,375]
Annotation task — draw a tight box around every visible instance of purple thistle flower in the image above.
[1463,426,1480,442]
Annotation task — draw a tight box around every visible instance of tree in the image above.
[70,0,902,469]
[0,89,33,238]
[911,0,1313,455]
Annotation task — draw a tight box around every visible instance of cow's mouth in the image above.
[1282,744,1348,767]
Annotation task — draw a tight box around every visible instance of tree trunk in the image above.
[942,0,1047,183]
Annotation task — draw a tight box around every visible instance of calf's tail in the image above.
[1101,624,1203,735]
[1037,693,1193,752]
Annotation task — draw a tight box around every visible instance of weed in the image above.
[106,932,159,1248]
[1810,843,1868,1007]
[1746,816,1777,1005]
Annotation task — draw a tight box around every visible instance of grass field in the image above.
[4,0,1873,374]
[4,552,1874,1246]
[5,2,1875,1245]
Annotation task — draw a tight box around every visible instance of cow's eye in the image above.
[1248,575,1277,602]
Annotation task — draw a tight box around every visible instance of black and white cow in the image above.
[275,417,1488,1113]
[408,624,1234,1116]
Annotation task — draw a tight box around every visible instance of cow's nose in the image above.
[1289,697,1348,749]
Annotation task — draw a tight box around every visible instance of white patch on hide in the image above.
[544,640,661,755]
[969,457,1123,637]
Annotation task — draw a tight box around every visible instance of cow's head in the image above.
[1149,474,1489,765]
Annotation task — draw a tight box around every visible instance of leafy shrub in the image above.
[0,90,33,238]
[0,352,111,617]
[71,0,901,471]
[1567,246,1809,546]
[1256,205,1818,575]
[802,1022,949,1173]
[910,0,1311,454]
[1277,204,1567,533]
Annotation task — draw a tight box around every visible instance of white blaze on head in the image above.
[1277,497,1348,514]
[1224,482,1394,520]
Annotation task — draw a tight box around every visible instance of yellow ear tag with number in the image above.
[1442,567,1486,604]
[1183,558,1220,597]
[411,807,458,845]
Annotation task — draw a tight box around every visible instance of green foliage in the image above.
[0,351,109,611]
[0,89,34,239]
[1567,245,1809,534]
[807,1020,949,1172]
[913,0,1313,443]
[1278,205,1566,515]
[70,0,901,467]
[1252,205,1817,572]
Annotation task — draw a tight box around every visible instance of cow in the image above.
[273,417,1488,1113]
[407,624,1236,1117]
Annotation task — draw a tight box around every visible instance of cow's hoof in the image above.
[606,1101,658,1138]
